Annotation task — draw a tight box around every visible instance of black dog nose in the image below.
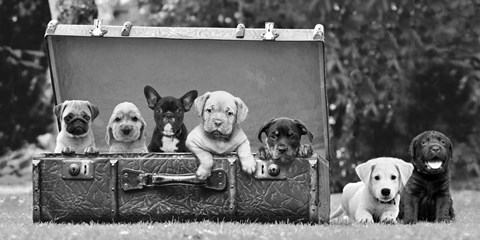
[277,144,288,153]
[431,145,440,153]
[122,128,132,135]
[381,188,391,196]
[165,113,174,119]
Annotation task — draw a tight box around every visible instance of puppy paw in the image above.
[257,146,270,160]
[380,217,397,224]
[298,144,313,158]
[196,166,212,180]
[61,146,75,155]
[241,155,256,174]
[357,217,374,224]
[84,147,99,155]
[402,218,417,224]
[436,217,453,223]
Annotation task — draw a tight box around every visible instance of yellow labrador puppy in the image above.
[330,157,414,224]
[186,91,256,180]
[106,102,148,153]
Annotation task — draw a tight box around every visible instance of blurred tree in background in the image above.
[1,0,479,190]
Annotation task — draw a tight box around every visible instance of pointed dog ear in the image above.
[257,118,277,142]
[355,161,374,185]
[194,92,210,117]
[294,119,314,142]
[180,90,198,112]
[87,102,99,120]
[395,160,414,187]
[144,85,161,109]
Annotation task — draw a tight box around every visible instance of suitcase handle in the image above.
[121,168,227,191]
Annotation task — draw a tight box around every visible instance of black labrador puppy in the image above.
[398,130,455,223]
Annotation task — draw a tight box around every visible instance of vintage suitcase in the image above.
[33,20,331,223]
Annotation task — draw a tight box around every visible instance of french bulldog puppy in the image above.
[257,117,314,164]
[54,100,99,153]
[144,85,198,152]
[186,91,256,180]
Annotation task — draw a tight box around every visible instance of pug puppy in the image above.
[106,102,148,153]
[54,100,99,153]
[186,91,256,180]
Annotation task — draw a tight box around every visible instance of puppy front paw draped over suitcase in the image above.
[186,91,256,178]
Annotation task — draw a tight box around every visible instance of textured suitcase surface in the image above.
[38,21,331,223]
[33,153,329,223]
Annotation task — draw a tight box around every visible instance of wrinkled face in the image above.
[410,131,453,174]
[202,95,237,137]
[369,163,401,202]
[55,100,98,138]
[264,120,303,163]
[109,103,145,142]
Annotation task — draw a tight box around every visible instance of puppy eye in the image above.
[114,117,121,122]
[177,109,183,114]
[421,140,428,145]
[64,116,72,122]
[289,135,297,140]
[84,115,90,121]
[269,134,277,140]
[440,140,446,145]
[132,116,138,122]
[205,109,212,113]
[374,176,380,181]
[156,109,162,114]
[227,111,234,116]
[391,175,397,180]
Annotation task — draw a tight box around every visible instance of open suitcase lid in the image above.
[44,20,330,158]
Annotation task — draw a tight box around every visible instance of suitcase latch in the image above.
[261,22,279,41]
[90,19,107,37]
[254,159,287,180]
[62,160,94,180]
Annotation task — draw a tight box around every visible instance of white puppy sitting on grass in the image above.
[330,157,414,224]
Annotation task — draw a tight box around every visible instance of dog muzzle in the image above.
[66,118,88,136]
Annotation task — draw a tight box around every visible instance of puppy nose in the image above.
[431,145,440,153]
[122,127,132,135]
[277,144,288,153]
[381,188,391,196]
[165,113,174,119]
[214,120,223,127]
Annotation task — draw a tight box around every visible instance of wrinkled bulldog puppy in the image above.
[398,130,455,223]
[144,85,198,152]
[257,117,314,164]
[186,91,256,180]
[330,157,414,224]
[54,100,99,153]
[106,102,148,153]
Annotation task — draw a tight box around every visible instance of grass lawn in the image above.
[0,186,479,240]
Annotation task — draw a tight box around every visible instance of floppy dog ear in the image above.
[194,92,210,117]
[234,97,248,124]
[87,102,99,120]
[294,119,314,142]
[105,124,115,147]
[445,136,453,159]
[395,160,414,187]
[138,115,147,142]
[144,85,161,109]
[53,103,65,119]
[180,90,198,112]
[355,161,374,184]
[408,134,421,160]
[257,118,277,142]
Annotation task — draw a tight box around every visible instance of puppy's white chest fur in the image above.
[160,136,179,152]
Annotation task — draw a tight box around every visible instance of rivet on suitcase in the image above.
[34,20,331,223]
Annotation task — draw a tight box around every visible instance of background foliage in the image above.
[1,0,479,191]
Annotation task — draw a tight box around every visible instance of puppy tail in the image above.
[330,205,344,219]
